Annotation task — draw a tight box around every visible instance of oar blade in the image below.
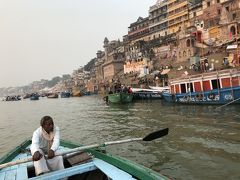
[143,128,169,141]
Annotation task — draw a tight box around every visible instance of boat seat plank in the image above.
[0,171,6,180]
[93,159,136,180]
[16,166,28,180]
[29,161,97,180]
[4,169,17,180]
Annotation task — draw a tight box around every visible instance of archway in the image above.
[230,26,236,36]
[186,39,190,47]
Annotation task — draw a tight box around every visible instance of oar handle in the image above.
[0,157,32,169]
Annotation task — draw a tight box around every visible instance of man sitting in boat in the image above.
[31,116,64,175]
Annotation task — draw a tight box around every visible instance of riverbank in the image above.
[116,52,238,89]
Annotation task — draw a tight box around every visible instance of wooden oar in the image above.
[215,97,240,110]
[0,128,168,169]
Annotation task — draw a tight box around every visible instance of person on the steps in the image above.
[31,116,64,175]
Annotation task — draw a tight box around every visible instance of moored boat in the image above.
[162,68,240,104]
[60,91,71,98]
[108,92,133,103]
[47,93,59,98]
[149,86,170,92]
[131,88,163,100]
[30,93,39,101]
[0,129,169,180]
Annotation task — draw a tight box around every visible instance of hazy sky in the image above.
[0,0,156,88]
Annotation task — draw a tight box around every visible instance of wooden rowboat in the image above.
[0,129,169,180]
[108,92,133,103]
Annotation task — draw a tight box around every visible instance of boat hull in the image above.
[60,92,71,98]
[164,69,240,105]
[108,93,133,103]
[133,91,162,100]
[162,86,240,104]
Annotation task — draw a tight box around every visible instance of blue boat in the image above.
[30,94,39,101]
[60,91,71,98]
[0,129,169,180]
[131,88,163,100]
[162,68,240,104]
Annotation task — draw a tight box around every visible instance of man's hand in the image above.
[48,149,55,159]
[33,151,42,161]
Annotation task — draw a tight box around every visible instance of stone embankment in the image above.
[113,52,234,88]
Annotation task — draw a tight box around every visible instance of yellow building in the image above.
[167,0,189,34]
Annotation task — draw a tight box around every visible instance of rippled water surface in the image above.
[0,96,240,180]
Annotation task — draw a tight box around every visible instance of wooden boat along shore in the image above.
[162,68,240,104]
[0,130,169,180]
[107,92,133,103]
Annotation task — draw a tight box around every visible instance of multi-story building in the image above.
[167,0,189,34]
[128,17,149,42]
[102,38,125,81]
[148,0,168,39]
[125,17,150,62]
[188,0,203,27]
[123,16,156,75]
[95,50,105,83]
[219,0,240,40]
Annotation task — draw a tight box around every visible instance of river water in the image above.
[0,96,240,180]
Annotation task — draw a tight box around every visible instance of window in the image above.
[211,79,220,89]
[226,6,229,12]
[188,83,193,92]
[175,84,180,93]
[186,39,191,47]
[221,78,231,88]
[193,12,196,17]
[217,0,220,3]
[179,52,182,58]
[191,39,195,46]
[180,84,186,93]
[218,9,221,15]
[194,82,202,92]
[233,13,236,20]
[207,2,210,7]
[203,80,211,91]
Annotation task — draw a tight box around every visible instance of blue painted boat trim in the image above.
[162,86,240,104]
[29,161,97,180]
[93,159,136,180]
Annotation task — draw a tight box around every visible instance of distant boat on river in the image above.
[30,93,39,100]
[162,68,240,104]
[60,91,71,98]
[149,86,170,92]
[47,93,59,98]
[4,95,21,101]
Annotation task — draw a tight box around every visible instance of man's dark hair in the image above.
[40,116,53,126]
